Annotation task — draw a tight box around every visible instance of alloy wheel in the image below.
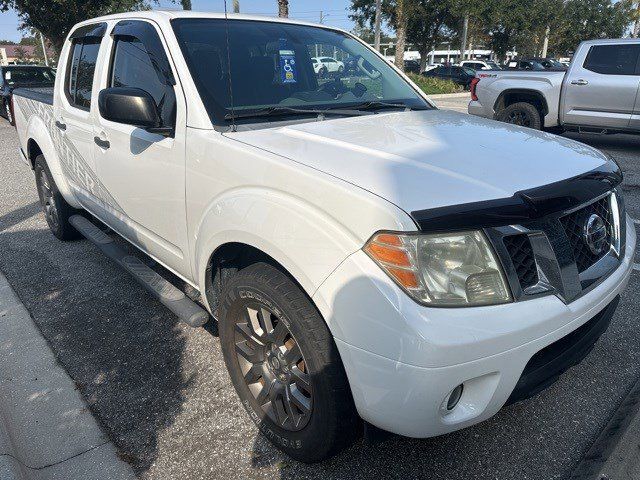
[39,170,59,230]
[507,110,531,127]
[233,302,313,431]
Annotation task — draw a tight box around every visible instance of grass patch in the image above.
[406,73,463,95]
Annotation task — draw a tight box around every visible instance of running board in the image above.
[69,215,209,327]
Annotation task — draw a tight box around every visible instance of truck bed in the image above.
[12,87,54,105]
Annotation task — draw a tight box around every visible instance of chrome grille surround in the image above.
[485,189,626,304]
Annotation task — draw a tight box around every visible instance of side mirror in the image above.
[98,87,170,135]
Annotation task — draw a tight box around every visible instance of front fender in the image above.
[194,186,364,309]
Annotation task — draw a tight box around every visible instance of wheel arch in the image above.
[192,187,367,318]
[494,88,549,119]
[203,241,309,319]
[23,114,80,207]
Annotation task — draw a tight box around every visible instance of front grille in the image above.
[559,196,613,273]
[503,234,538,290]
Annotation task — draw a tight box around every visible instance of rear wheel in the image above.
[219,262,361,463]
[497,102,542,130]
[34,155,81,241]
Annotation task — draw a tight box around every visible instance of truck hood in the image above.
[228,109,608,215]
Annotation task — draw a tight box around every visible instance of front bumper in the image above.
[313,216,636,438]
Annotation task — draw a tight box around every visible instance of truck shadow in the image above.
[0,224,200,475]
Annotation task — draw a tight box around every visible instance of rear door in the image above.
[93,19,190,278]
[561,43,640,129]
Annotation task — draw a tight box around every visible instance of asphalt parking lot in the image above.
[1,112,640,480]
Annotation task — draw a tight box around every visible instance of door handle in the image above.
[94,136,110,149]
[570,79,589,86]
[55,120,66,131]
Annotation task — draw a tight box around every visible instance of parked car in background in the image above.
[312,56,344,76]
[460,59,502,71]
[505,59,547,71]
[0,65,55,125]
[469,39,640,133]
[403,59,421,73]
[522,57,567,71]
[422,64,476,88]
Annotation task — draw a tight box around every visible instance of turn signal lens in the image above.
[364,231,512,307]
[364,242,411,267]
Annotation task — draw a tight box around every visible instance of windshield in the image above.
[3,67,55,86]
[171,19,430,124]
[485,61,500,70]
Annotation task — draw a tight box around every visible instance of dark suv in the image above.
[1,65,56,124]
[422,65,475,88]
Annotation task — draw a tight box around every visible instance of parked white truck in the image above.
[11,11,636,463]
[469,39,640,133]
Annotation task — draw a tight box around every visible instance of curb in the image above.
[428,92,470,100]
[570,375,640,480]
[0,270,135,480]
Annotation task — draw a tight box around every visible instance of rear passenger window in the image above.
[66,38,101,109]
[584,44,640,75]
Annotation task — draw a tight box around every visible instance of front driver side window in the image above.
[109,30,176,128]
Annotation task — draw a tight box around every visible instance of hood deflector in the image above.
[410,160,622,232]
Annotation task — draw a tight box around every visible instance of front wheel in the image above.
[219,262,361,463]
[496,102,542,130]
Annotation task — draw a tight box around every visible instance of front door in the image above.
[93,20,191,279]
[561,42,640,129]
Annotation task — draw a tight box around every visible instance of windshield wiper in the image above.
[338,101,430,112]
[224,105,370,120]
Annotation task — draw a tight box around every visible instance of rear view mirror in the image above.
[98,87,169,134]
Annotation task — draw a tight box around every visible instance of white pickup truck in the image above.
[12,11,636,463]
[469,39,640,133]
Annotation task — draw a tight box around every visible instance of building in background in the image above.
[0,44,54,66]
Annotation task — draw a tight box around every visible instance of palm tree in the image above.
[180,0,191,10]
[278,0,289,18]
[233,0,240,13]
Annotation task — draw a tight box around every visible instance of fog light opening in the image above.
[446,384,464,411]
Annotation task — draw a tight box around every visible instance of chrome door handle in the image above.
[94,136,110,149]
[55,120,66,131]
[570,79,589,86]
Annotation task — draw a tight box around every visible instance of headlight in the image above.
[364,231,512,307]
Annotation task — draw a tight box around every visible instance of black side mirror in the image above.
[98,87,170,135]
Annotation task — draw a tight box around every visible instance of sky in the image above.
[0,0,358,43]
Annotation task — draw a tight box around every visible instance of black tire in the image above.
[338,65,344,73]
[219,262,361,463]
[0,99,8,120]
[320,66,328,78]
[496,102,542,130]
[34,155,81,241]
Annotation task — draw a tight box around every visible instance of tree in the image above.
[0,39,16,45]
[180,0,191,10]
[0,0,151,52]
[407,0,456,70]
[351,0,458,70]
[549,0,633,55]
[394,0,408,69]
[278,0,289,18]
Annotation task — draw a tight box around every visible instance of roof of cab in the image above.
[72,10,346,33]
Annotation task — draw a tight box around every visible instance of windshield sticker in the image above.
[279,39,297,84]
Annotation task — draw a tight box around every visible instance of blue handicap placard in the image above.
[279,39,297,84]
